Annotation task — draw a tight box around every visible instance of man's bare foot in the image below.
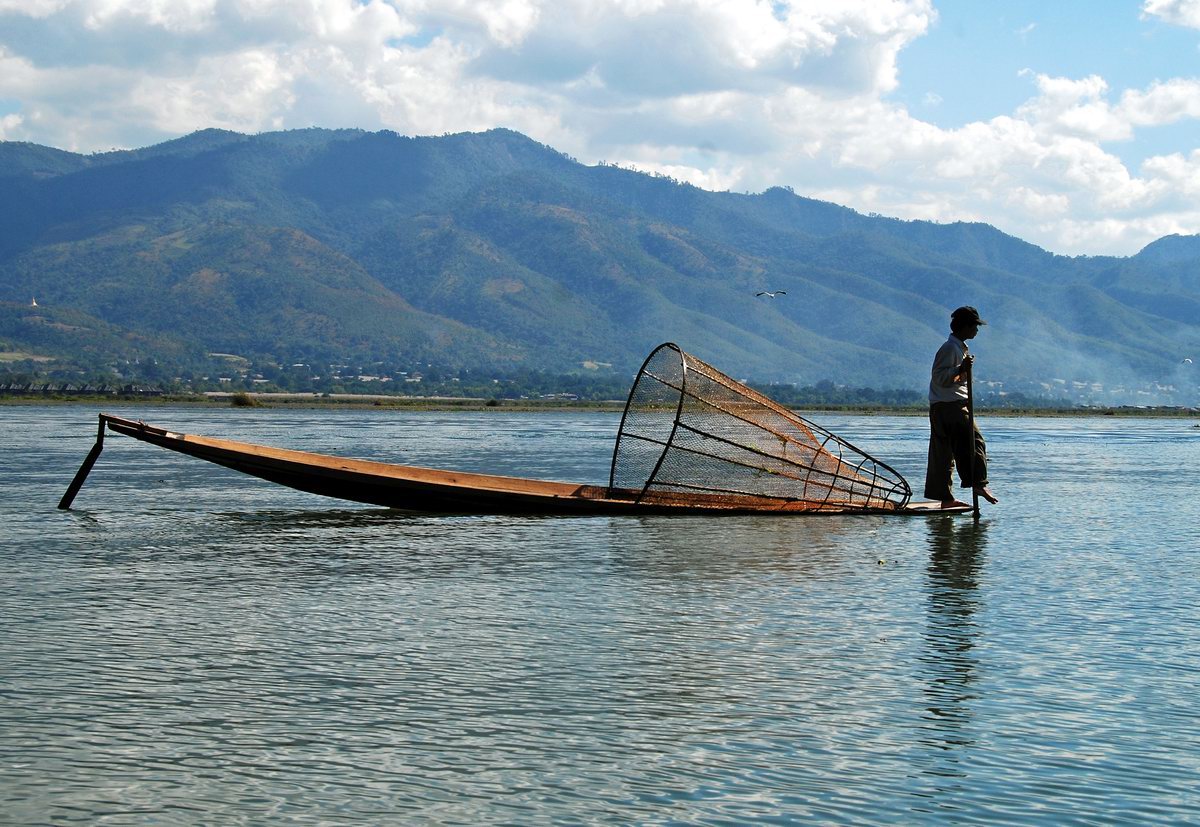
[941,499,971,509]
[974,485,999,504]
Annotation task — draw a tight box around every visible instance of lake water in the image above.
[2,405,1198,824]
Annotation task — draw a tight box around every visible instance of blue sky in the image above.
[1,0,1198,256]
[893,0,1198,166]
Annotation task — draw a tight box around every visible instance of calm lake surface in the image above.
[2,405,1198,825]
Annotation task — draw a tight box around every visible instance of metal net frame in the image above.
[608,343,912,512]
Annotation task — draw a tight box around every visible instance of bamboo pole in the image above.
[58,414,107,510]
[965,361,980,521]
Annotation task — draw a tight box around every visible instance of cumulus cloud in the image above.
[0,0,68,17]
[1143,148,1200,194]
[1119,78,1200,125]
[0,0,938,152]
[1016,72,1130,141]
[1142,0,1200,28]
[0,112,23,139]
[130,49,298,135]
[0,0,1197,254]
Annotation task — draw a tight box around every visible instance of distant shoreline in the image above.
[2,392,1197,418]
[0,392,625,412]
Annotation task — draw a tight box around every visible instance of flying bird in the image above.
[755,290,786,298]
[1184,358,1193,364]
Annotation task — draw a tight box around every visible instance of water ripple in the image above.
[3,408,1199,823]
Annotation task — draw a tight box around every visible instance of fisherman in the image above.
[925,305,999,509]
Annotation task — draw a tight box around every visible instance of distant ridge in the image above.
[1,127,1199,404]
[1135,234,1200,264]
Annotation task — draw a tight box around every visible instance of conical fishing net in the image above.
[608,343,912,512]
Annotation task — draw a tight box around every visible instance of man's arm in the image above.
[931,341,967,388]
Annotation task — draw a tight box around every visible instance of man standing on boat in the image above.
[925,306,999,510]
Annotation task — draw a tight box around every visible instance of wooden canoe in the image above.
[59,413,968,516]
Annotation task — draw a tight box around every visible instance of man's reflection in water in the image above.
[920,516,989,764]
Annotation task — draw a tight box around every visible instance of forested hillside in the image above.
[2,128,1198,403]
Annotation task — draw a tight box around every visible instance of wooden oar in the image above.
[965,359,980,521]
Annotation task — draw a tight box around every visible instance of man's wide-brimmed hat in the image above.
[951,305,986,326]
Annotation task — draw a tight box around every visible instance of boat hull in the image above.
[91,414,966,516]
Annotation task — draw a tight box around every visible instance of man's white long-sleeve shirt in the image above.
[928,335,969,403]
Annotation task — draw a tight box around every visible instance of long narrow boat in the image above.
[59,344,969,516]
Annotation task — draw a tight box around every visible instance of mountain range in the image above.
[2,127,1199,403]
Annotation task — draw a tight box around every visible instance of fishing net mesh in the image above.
[609,343,911,511]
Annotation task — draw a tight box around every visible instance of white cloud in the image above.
[462,0,935,101]
[1142,149,1200,199]
[0,0,69,16]
[1004,186,1070,219]
[0,0,1198,254]
[130,49,298,135]
[1015,72,1131,141]
[439,0,542,48]
[0,0,937,149]
[720,68,1198,253]
[81,0,219,33]
[0,112,23,139]
[1142,0,1200,28]
[1119,78,1200,126]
